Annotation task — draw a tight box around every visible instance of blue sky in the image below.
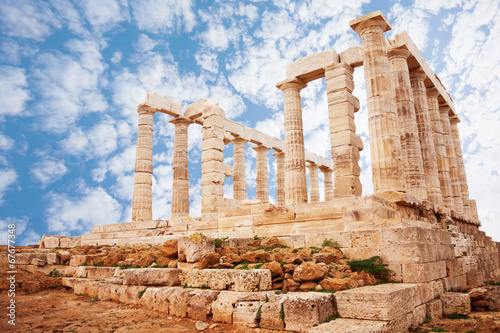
[0,0,499,245]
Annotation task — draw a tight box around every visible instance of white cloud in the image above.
[30,156,67,187]
[388,3,430,51]
[32,39,107,133]
[79,0,127,32]
[134,34,157,52]
[111,51,122,64]
[0,133,14,151]
[0,66,30,118]
[0,0,61,41]
[0,216,40,246]
[130,0,196,34]
[45,186,122,234]
[0,168,17,205]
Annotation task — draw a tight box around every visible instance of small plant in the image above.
[309,246,321,254]
[89,297,100,303]
[318,289,336,294]
[61,259,68,265]
[322,239,340,248]
[138,289,146,299]
[256,305,263,321]
[429,328,448,332]
[465,331,477,333]
[183,283,188,288]
[54,247,61,250]
[434,295,440,300]
[325,313,340,322]
[20,268,32,274]
[280,303,285,323]
[264,295,269,303]
[487,280,500,286]
[81,262,88,266]
[253,235,262,240]
[211,237,229,247]
[253,263,263,269]
[238,262,249,270]
[76,293,85,296]
[200,284,209,289]
[447,312,469,320]
[275,290,282,295]
[423,314,432,324]
[47,269,62,278]
[347,256,392,280]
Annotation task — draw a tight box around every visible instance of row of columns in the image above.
[350,12,473,217]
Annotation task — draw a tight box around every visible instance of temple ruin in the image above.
[34,11,499,332]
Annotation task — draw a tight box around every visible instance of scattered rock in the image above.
[293,262,328,282]
[320,277,351,291]
[198,252,221,269]
[260,237,281,248]
[240,250,271,263]
[195,321,209,331]
[156,256,171,266]
[299,281,317,291]
[178,235,215,263]
[161,239,178,258]
[261,261,284,278]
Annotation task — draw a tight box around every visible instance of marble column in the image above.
[320,167,334,201]
[351,12,405,194]
[450,117,472,216]
[410,69,443,206]
[440,105,463,213]
[324,63,363,198]
[426,88,453,209]
[252,145,269,203]
[307,163,320,202]
[277,78,308,205]
[232,137,247,201]
[272,151,285,206]
[132,106,156,221]
[470,199,479,221]
[170,117,190,218]
[388,46,427,199]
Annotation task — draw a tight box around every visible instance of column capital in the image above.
[350,10,392,36]
[409,67,427,81]
[449,116,460,125]
[306,162,319,171]
[272,150,285,157]
[252,144,269,153]
[231,136,247,145]
[169,116,192,126]
[387,46,411,60]
[426,87,440,98]
[276,77,307,92]
[137,104,157,115]
[319,166,332,173]
[439,105,451,114]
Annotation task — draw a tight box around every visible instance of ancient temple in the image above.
[83,11,498,289]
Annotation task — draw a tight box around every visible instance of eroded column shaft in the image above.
[450,118,472,216]
[232,138,247,201]
[132,107,156,221]
[320,167,334,201]
[353,18,405,193]
[325,63,362,198]
[410,70,443,206]
[277,79,308,205]
[388,47,427,199]
[440,106,463,213]
[273,151,286,206]
[171,117,190,218]
[427,90,453,209]
[307,163,320,202]
[253,145,269,203]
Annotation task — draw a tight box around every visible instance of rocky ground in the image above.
[1,288,500,333]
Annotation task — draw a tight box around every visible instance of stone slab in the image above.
[122,268,181,286]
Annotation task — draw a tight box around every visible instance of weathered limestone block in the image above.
[260,302,285,330]
[401,261,446,283]
[293,262,329,282]
[60,236,81,248]
[441,292,471,315]
[408,304,426,327]
[283,292,336,331]
[336,283,420,321]
[115,285,147,305]
[46,253,60,265]
[183,269,272,292]
[178,235,215,262]
[446,258,464,277]
[15,253,45,265]
[160,239,178,258]
[231,300,262,328]
[308,318,391,333]
[287,50,338,82]
[168,288,191,318]
[187,289,220,321]
[426,299,443,320]
[69,255,87,267]
[86,267,118,279]
[123,268,181,286]
[212,291,272,324]
[138,287,172,314]
[232,137,248,201]
[98,282,120,301]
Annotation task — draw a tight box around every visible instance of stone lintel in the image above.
[286,50,339,83]
[350,10,392,34]
[339,46,363,67]
[144,92,182,116]
[426,87,440,98]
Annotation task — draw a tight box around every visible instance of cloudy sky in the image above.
[0,0,498,245]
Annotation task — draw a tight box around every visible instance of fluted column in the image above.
[410,69,443,206]
[470,199,479,220]
[170,117,190,218]
[232,137,247,201]
[426,88,453,209]
[450,117,472,216]
[351,12,405,194]
[387,46,427,199]
[440,105,463,213]
[277,78,308,205]
[307,163,320,202]
[132,106,156,221]
[252,145,270,203]
[325,63,363,198]
[319,167,333,201]
[273,151,285,206]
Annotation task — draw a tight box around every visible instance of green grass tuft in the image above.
[322,239,340,248]
[347,256,392,280]
[447,312,469,320]
[138,289,146,299]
